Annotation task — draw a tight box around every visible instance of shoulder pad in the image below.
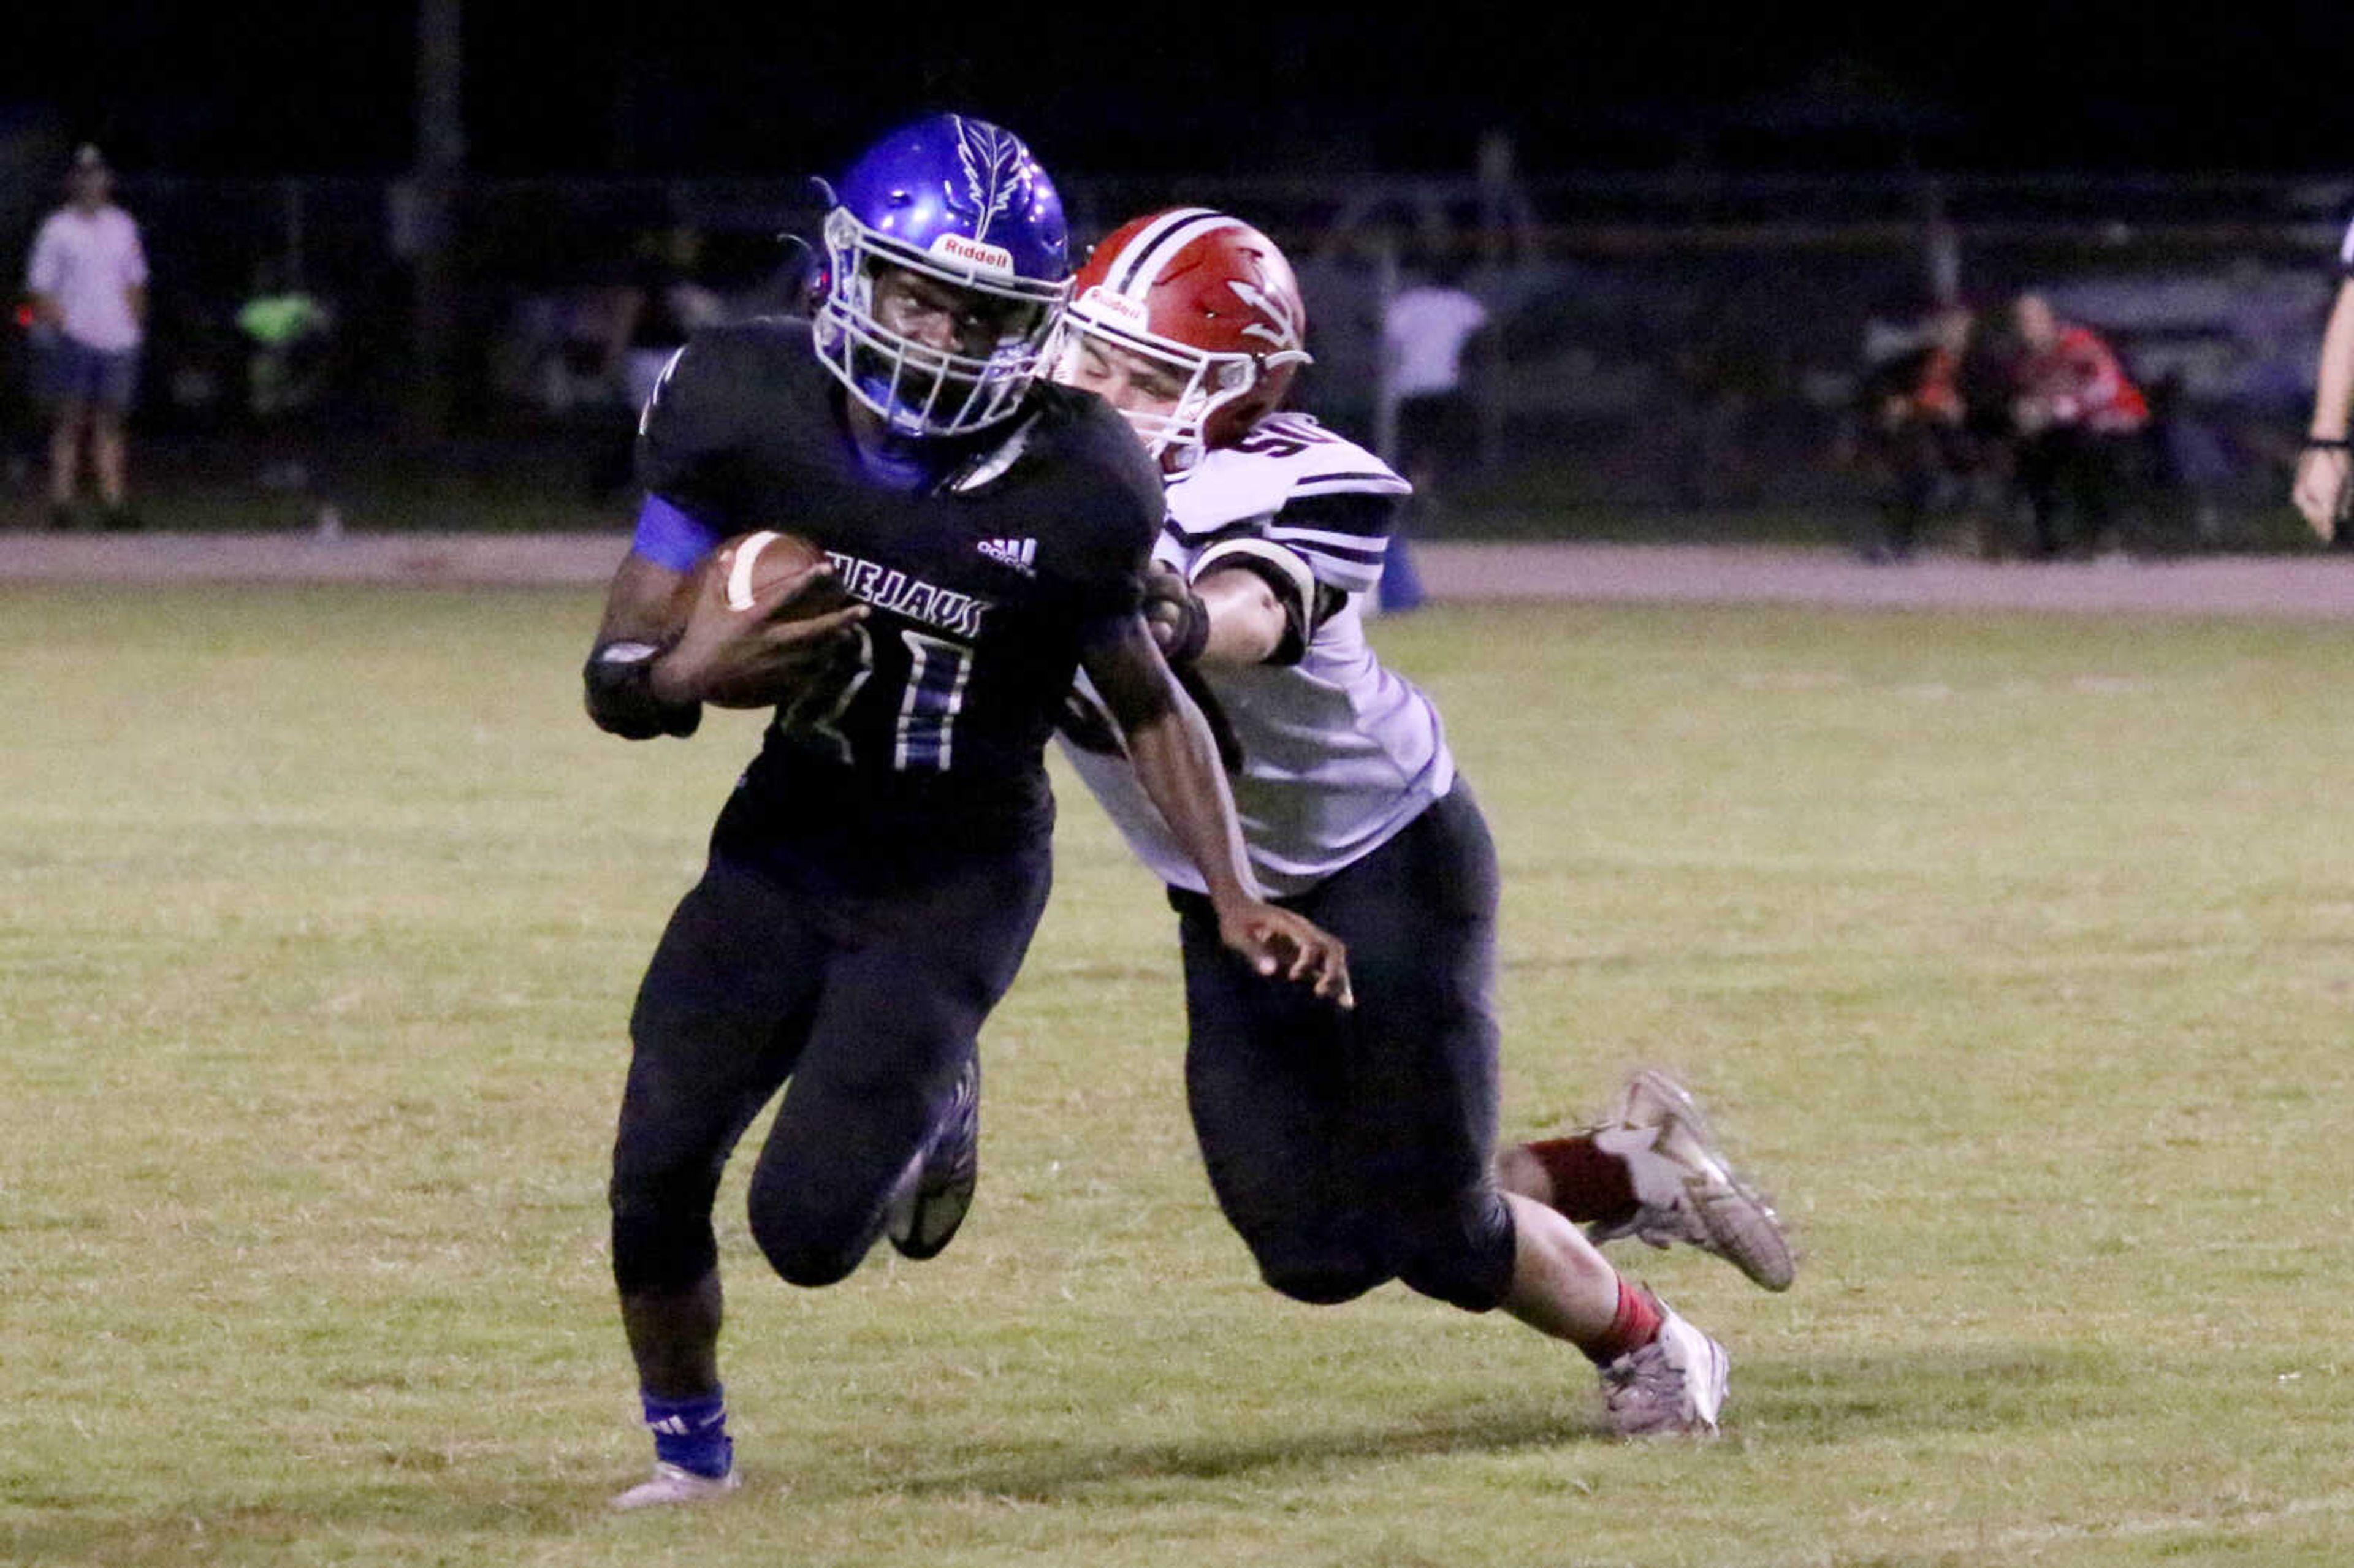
[1165,413,1409,536]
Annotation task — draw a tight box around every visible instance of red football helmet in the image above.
[1057,208,1312,470]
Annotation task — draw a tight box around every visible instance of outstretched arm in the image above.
[1081,613,1350,1006]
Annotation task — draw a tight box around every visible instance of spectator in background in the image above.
[1851,301,1974,561]
[615,226,722,416]
[2009,292,2148,559]
[1381,263,1488,611]
[590,226,723,498]
[23,145,148,531]
[236,260,336,494]
[2291,215,2354,545]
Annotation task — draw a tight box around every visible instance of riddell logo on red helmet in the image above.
[1076,286,1150,328]
[931,233,1015,275]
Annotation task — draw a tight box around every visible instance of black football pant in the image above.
[1171,783,1517,1315]
[610,824,1051,1296]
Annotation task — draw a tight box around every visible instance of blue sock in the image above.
[642,1388,732,1479]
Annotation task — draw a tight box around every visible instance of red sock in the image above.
[1583,1277,1664,1366]
[1520,1134,1640,1225]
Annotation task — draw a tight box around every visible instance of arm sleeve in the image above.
[630,492,721,572]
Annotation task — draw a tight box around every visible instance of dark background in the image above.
[2,2,2344,179]
[3,3,2344,547]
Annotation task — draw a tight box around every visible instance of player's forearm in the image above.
[2310,282,2354,441]
[585,552,703,738]
[1194,570,1287,668]
[597,551,693,647]
[1122,700,1261,907]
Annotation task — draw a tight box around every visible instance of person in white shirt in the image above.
[2292,216,2354,543]
[1055,210,1796,1439]
[25,145,150,530]
[1376,267,1490,609]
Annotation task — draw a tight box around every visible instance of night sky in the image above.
[3,2,2347,180]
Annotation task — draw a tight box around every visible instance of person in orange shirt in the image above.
[2009,292,2149,558]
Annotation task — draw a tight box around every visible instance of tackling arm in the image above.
[1144,541,1320,672]
[1081,614,1350,1004]
[2294,278,2354,540]
[1189,567,1290,666]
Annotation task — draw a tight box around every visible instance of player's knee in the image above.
[747,1197,870,1288]
[609,1205,717,1296]
[609,1153,729,1292]
[1251,1238,1389,1306]
[1395,1193,1517,1314]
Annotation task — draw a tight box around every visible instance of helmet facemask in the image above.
[815,207,1070,439]
[1056,305,1282,473]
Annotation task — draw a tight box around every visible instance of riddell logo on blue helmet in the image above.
[932,233,1015,276]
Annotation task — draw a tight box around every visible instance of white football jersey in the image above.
[1061,413,1454,896]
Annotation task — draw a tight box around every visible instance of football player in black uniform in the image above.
[580,116,1350,1509]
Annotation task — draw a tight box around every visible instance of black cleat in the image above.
[886,1054,978,1260]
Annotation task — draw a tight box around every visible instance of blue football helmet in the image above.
[813,114,1072,438]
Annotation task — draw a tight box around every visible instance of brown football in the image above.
[686,530,859,709]
[713,529,837,613]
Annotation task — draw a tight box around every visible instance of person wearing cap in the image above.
[24,145,150,530]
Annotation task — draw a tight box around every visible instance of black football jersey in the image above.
[638,316,1164,834]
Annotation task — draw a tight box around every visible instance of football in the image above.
[680,530,861,709]
[715,529,835,612]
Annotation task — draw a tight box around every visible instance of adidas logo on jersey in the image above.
[975,536,1037,575]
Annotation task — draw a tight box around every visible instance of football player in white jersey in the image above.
[1053,210,1794,1437]
[2291,215,2354,540]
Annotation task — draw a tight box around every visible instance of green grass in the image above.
[4,587,2351,1566]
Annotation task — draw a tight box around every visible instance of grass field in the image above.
[4,585,2351,1567]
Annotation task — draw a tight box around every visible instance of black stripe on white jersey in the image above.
[1271,533,1388,568]
[1292,473,1415,507]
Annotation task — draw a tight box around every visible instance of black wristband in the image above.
[584,640,702,740]
[2305,437,2351,451]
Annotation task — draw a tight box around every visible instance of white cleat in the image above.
[1588,1069,1796,1293]
[1600,1293,1729,1437]
[609,1461,743,1510]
